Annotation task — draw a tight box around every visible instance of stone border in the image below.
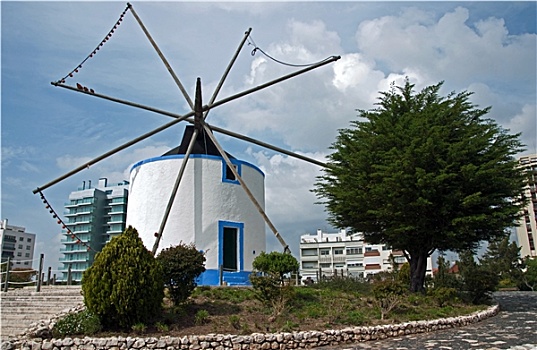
[2,304,499,350]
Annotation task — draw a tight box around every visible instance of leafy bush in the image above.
[81,226,164,329]
[250,252,299,318]
[372,279,407,320]
[252,251,299,284]
[157,243,206,305]
[314,276,371,294]
[458,250,498,304]
[429,287,458,307]
[195,309,210,325]
[52,310,101,337]
[131,322,147,334]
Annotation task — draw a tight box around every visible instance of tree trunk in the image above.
[408,251,428,293]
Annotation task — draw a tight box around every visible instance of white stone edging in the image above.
[2,304,499,350]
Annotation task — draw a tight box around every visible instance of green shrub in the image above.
[195,309,210,325]
[81,226,164,330]
[157,243,206,305]
[252,251,299,285]
[229,315,241,329]
[314,276,370,294]
[52,310,101,337]
[458,250,498,304]
[131,322,147,334]
[429,287,458,307]
[372,279,407,320]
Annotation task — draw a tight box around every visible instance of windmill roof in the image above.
[162,125,235,159]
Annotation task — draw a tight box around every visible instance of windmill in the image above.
[32,3,339,283]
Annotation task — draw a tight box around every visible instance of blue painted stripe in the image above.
[196,269,252,286]
[130,153,264,177]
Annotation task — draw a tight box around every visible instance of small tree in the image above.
[458,250,498,304]
[520,257,537,291]
[433,255,460,290]
[252,251,299,285]
[480,236,523,289]
[371,278,406,320]
[156,243,206,305]
[249,252,299,318]
[82,226,164,329]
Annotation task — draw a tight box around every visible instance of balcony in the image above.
[301,255,319,262]
[60,247,89,253]
[109,198,127,205]
[364,250,380,257]
[64,198,95,208]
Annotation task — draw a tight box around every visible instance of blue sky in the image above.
[2,2,536,272]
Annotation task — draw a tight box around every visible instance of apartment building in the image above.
[0,219,36,268]
[299,229,432,282]
[59,178,129,282]
[516,154,537,258]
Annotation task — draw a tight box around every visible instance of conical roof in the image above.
[162,125,235,159]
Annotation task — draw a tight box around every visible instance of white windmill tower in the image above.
[33,3,339,286]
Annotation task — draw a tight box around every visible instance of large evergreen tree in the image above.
[314,80,527,292]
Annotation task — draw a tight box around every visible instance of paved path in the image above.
[325,291,537,350]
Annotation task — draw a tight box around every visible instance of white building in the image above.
[0,219,36,269]
[299,229,432,282]
[126,126,266,286]
[516,153,537,258]
[60,178,129,282]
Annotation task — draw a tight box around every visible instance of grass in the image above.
[88,279,487,338]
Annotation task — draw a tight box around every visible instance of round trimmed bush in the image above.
[81,226,164,329]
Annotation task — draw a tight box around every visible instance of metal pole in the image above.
[208,124,327,168]
[128,3,194,109]
[36,254,44,292]
[32,109,195,194]
[202,123,290,252]
[53,274,56,285]
[203,28,252,122]
[39,55,339,193]
[4,257,11,292]
[47,267,51,286]
[49,53,339,127]
[152,79,204,254]
[152,129,199,254]
[202,55,340,112]
[219,265,224,286]
[67,264,72,286]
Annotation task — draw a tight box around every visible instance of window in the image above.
[25,253,30,258]
[24,262,29,266]
[17,252,22,257]
[27,238,32,243]
[347,262,363,268]
[19,237,24,241]
[225,164,237,181]
[26,246,31,250]
[320,263,331,268]
[302,261,317,269]
[301,248,318,256]
[222,161,241,184]
[18,244,23,249]
[346,247,363,255]
[334,263,345,268]
[334,249,344,255]
[320,249,330,255]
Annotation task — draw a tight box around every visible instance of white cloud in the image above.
[56,155,93,170]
